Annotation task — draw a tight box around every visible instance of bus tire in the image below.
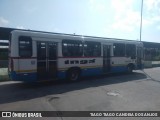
[67,68,80,81]
[127,64,134,73]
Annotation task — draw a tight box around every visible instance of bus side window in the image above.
[62,40,83,57]
[84,41,101,57]
[126,44,136,58]
[19,36,32,57]
[113,43,125,57]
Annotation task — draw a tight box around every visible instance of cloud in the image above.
[157,25,160,30]
[145,0,155,11]
[16,26,25,29]
[89,0,106,13]
[111,0,134,19]
[110,0,160,31]
[53,28,61,32]
[110,0,140,32]
[142,19,152,26]
[145,0,160,11]
[25,7,38,13]
[0,17,9,27]
[89,0,140,32]
[111,11,140,32]
[143,0,160,28]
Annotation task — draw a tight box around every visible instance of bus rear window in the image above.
[19,36,32,57]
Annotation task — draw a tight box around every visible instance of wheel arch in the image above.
[66,66,82,81]
[127,63,135,70]
[66,67,82,74]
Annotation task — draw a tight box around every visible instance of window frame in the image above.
[84,41,101,57]
[113,43,125,57]
[126,44,136,58]
[19,36,32,57]
[62,39,83,57]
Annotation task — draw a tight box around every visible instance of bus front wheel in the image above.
[67,69,80,81]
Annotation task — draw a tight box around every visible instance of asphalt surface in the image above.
[0,67,160,120]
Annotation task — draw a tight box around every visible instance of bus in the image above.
[8,30,143,82]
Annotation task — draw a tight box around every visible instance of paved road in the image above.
[0,68,160,120]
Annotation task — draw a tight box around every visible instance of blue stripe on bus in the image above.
[9,71,66,81]
[58,71,66,79]
[9,71,37,82]
[81,67,102,76]
[9,65,130,82]
[111,66,128,73]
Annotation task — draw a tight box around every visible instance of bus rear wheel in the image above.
[67,69,80,81]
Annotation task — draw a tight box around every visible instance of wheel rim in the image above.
[70,71,78,81]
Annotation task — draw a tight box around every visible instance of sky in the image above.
[0,0,160,42]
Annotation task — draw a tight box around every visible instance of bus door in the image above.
[37,41,57,80]
[137,47,143,69]
[103,45,111,73]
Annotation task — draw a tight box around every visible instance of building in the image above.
[0,27,160,68]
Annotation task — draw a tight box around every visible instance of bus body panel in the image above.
[58,57,103,77]
[8,30,144,82]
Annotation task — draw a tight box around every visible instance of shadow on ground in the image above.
[0,72,147,104]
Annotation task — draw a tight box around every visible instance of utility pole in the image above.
[140,0,143,41]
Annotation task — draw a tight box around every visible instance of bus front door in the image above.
[103,45,111,73]
[37,42,57,81]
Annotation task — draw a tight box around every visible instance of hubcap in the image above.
[71,71,78,81]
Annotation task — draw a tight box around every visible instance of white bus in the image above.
[8,30,143,82]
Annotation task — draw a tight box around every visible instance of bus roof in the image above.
[11,29,142,45]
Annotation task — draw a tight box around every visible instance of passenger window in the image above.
[126,44,136,57]
[19,36,32,57]
[84,41,101,57]
[113,43,125,57]
[62,40,83,57]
